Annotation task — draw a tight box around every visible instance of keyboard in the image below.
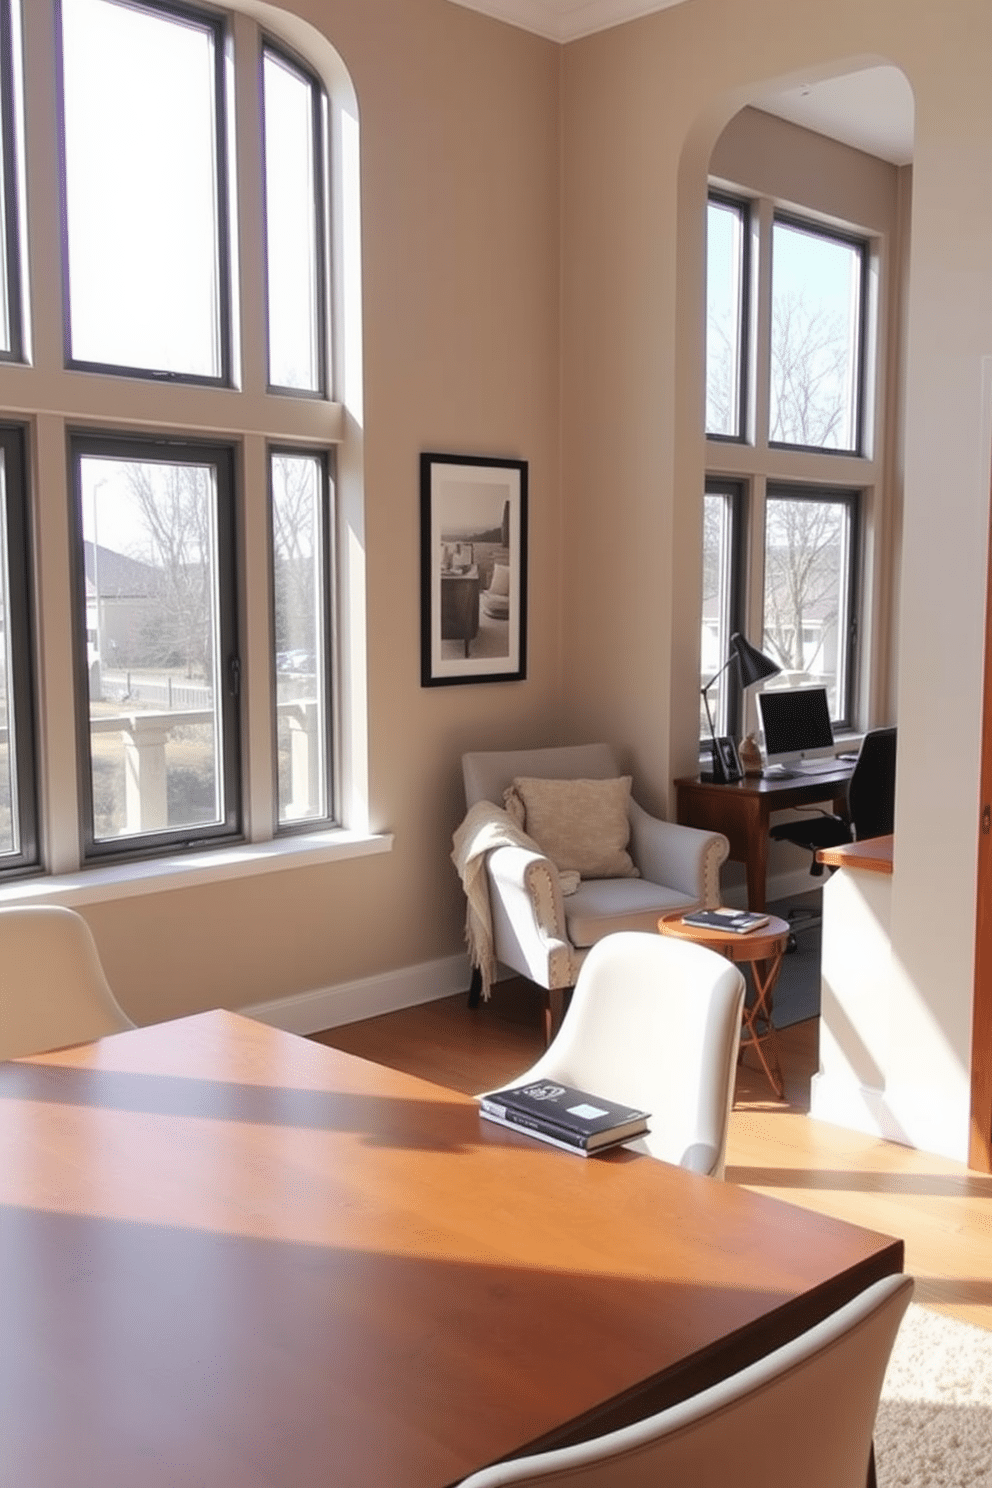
[790,756,850,775]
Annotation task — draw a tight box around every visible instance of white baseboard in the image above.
[809,1072,906,1145]
[241,953,470,1036]
[809,1072,970,1164]
[239,878,819,1042]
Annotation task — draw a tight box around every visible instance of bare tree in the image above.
[704,287,850,690]
[701,497,722,614]
[271,455,318,661]
[769,290,850,448]
[705,317,737,436]
[763,498,842,676]
[764,294,850,678]
[124,462,215,681]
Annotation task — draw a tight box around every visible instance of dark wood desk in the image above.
[0,1010,901,1487]
[675,765,854,910]
[441,567,481,655]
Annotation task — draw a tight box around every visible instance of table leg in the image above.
[739,949,785,1099]
[544,986,569,1046]
[745,811,770,912]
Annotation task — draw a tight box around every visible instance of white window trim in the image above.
[0,827,393,909]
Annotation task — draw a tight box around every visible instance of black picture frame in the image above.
[420,452,528,687]
[711,735,743,783]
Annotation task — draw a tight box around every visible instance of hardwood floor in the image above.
[314,977,992,1332]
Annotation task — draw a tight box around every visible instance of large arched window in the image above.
[0,0,368,882]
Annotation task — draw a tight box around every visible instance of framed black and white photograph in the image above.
[420,452,528,686]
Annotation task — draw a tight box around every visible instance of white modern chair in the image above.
[458,1272,914,1488]
[480,561,512,619]
[484,931,746,1178]
[0,905,136,1061]
[461,744,729,1037]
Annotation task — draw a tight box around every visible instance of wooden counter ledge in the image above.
[817,834,894,875]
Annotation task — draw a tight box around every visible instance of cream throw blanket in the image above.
[451,801,547,1001]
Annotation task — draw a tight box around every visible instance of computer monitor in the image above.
[756,685,835,767]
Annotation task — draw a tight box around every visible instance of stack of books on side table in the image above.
[681,907,770,934]
[478,1081,649,1156]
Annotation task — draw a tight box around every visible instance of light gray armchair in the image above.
[460,744,729,1039]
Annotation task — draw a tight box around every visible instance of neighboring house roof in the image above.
[83,542,162,600]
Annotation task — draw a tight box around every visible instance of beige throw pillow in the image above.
[504,776,639,879]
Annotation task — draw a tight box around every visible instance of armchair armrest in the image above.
[628,799,729,906]
[486,844,579,990]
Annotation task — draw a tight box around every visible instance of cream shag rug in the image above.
[876,1304,992,1486]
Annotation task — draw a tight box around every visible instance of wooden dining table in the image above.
[0,1009,902,1487]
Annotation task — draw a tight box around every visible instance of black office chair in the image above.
[770,727,897,874]
[770,728,897,946]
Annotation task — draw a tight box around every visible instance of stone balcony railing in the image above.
[91,699,321,832]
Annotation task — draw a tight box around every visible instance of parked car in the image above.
[276,649,315,674]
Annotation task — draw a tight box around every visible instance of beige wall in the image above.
[560,0,992,1160]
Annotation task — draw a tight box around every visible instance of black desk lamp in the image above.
[701,631,781,782]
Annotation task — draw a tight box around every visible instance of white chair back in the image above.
[498,931,746,1178]
[458,1272,913,1487]
[0,905,135,1061]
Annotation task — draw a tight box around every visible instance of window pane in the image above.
[79,452,230,844]
[706,199,745,437]
[272,451,330,825]
[701,490,733,735]
[769,220,863,451]
[0,428,35,870]
[0,0,14,355]
[762,493,853,718]
[0,450,17,851]
[264,49,323,392]
[60,0,223,377]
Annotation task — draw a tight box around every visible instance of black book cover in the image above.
[681,907,769,933]
[479,1080,649,1150]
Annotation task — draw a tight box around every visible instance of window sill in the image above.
[0,828,393,909]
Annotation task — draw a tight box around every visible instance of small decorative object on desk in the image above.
[479,1081,649,1156]
[682,907,770,934]
[738,733,763,777]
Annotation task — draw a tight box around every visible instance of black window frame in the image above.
[700,477,747,742]
[761,481,862,731]
[705,191,751,445]
[260,37,329,400]
[268,441,337,834]
[68,429,243,864]
[55,0,234,387]
[767,213,870,458]
[0,423,38,874]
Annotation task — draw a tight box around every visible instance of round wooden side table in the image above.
[658,911,791,1100]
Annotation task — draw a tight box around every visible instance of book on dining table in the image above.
[478,1080,650,1155]
[681,907,770,934]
